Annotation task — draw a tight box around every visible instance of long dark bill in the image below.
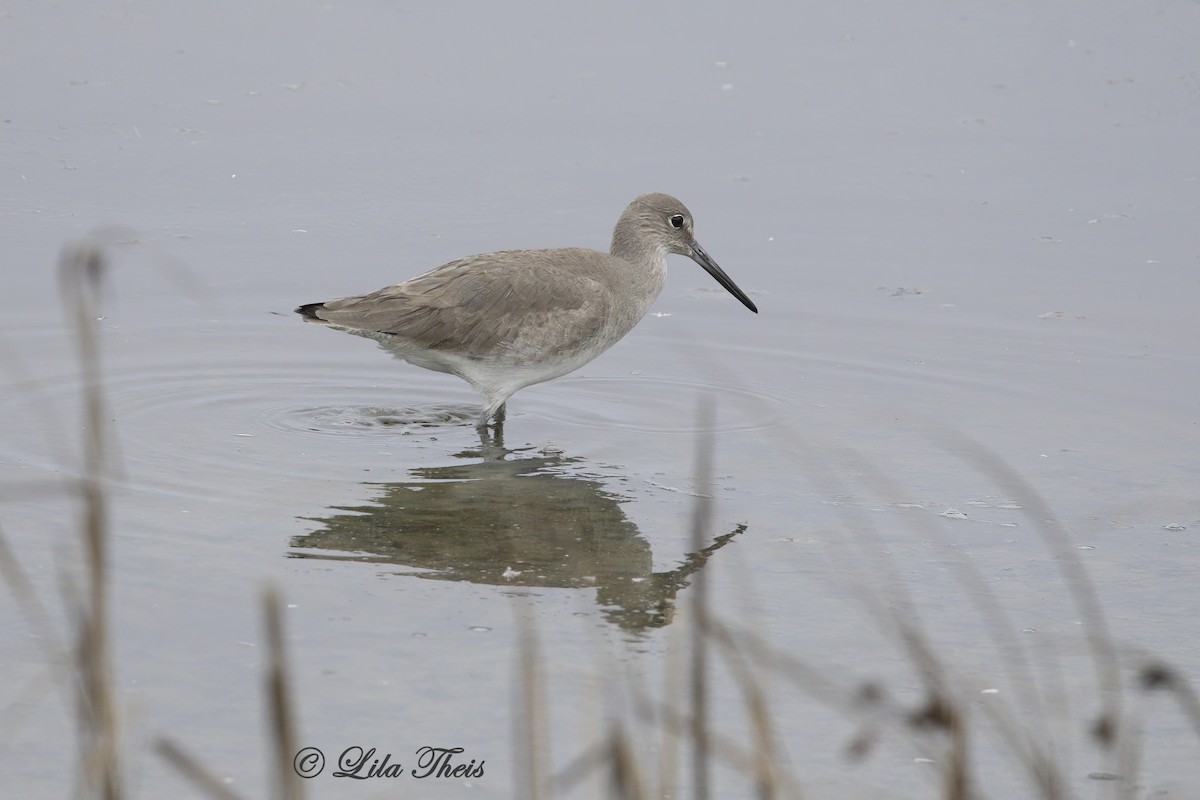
[690,241,758,313]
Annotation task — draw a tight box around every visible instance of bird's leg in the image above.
[475,401,507,457]
[477,420,506,456]
[476,400,507,432]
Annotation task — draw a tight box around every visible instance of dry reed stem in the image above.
[626,682,807,799]
[938,435,1125,756]
[688,397,715,800]
[60,240,122,800]
[515,606,547,800]
[263,586,303,800]
[711,617,788,800]
[0,524,65,664]
[762,417,1093,795]
[657,623,687,799]
[606,723,647,800]
[1139,661,1200,740]
[156,738,248,800]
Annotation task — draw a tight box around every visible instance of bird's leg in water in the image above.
[477,416,506,458]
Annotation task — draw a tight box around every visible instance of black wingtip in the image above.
[295,302,325,321]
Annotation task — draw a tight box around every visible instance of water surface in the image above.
[3,1,1199,798]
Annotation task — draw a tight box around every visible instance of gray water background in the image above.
[3,1,1199,797]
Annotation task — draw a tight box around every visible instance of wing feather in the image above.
[312,248,613,359]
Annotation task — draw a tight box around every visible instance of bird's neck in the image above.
[611,238,668,273]
[609,221,668,302]
[609,242,667,288]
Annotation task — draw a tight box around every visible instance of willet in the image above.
[296,192,757,430]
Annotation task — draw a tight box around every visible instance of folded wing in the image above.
[306,248,613,359]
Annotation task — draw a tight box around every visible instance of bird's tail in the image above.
[295,302,327,322]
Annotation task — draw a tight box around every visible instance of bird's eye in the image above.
[669,214,685,229]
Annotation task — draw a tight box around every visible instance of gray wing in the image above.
[310,248,613,358]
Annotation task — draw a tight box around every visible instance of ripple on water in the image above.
[262,403,479,436]
[6,314,1119,506]
[0,351,483,501]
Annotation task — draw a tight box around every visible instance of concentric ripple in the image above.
[0,325,488,501]
[4,311,1174,510]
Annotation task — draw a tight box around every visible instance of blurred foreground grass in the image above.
[2,237,1198,799]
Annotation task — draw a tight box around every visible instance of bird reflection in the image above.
[290,434,744,634]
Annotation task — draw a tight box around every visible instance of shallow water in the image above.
[3,1,1200,798]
